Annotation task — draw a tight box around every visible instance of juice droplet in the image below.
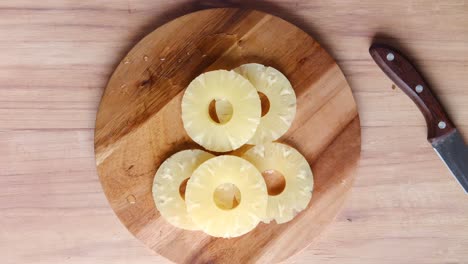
[123,58,131,64]
[202,54,207,58]
[143,55,149,61]
[120,84,127,88]
[177,59,182,63]
[160,57,166,61]
[126,195,136,204]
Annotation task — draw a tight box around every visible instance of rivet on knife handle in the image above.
[369,43,455,143]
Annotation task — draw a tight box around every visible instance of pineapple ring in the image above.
[185,155,268,238]
[233,63,296,145]
[181,70,261,152]
[242,143,314,224]
[152,149,214,230]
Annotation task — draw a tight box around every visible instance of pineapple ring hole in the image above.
[213,183,241,210]
[261,169,286,196]
[178,178,189,200]
[258,92,270,117]
[209,99,233,124]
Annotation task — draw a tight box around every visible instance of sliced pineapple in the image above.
[242,143,313,224]
[185,155,268,238]
[233,63,296,145]
[152,149,214,230]
[181,70,261,152]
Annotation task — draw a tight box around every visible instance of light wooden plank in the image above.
[1,1,468,263]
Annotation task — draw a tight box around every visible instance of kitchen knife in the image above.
[369,43,468,193]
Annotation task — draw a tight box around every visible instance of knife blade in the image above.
[369,43,468,193]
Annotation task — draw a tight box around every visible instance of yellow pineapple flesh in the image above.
[242,142,313,224]
[152,149,214,230]
[185,155,268,238]
[181,70,261,152]
[233,63,296,145]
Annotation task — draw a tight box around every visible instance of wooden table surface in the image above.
[1,1,467,263]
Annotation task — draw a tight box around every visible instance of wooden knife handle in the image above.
[369,43,455,143]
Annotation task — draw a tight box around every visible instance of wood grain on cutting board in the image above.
[94,8,359,263]
[1,1,468,264]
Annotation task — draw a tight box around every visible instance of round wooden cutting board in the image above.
[95,8,361,264]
